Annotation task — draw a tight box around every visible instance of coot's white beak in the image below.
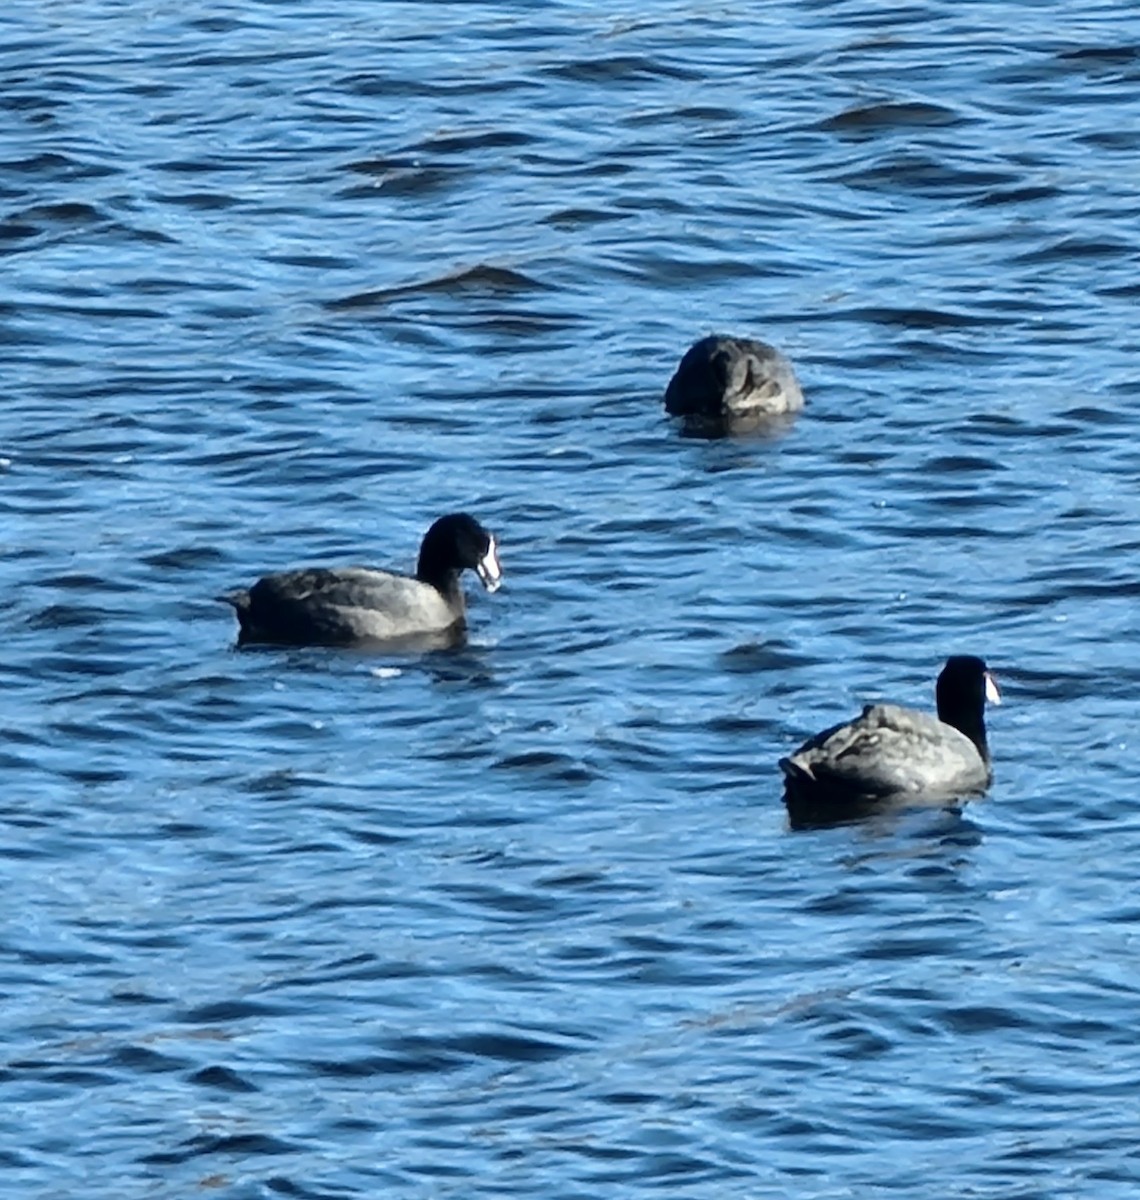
[476,536,502,593]
[984,672,1002,705]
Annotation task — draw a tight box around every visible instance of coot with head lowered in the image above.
[664,334,804,426]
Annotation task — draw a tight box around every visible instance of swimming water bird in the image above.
[664,334,804,425]
[222,512,502,647]
[780,656,1000,827]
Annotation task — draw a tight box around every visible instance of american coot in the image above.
[664,334,804,424]
[780,656,1000,827]
[223,512,502,647]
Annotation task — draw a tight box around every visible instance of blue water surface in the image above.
[3,2,1140,1196]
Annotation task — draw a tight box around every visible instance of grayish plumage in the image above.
[222,513,501,648]
[780,656,1000,827]
[665,334,804,423]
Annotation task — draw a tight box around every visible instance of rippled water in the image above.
[4,1,1140,1196]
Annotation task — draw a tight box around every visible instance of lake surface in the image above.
[3,1,1140,1196]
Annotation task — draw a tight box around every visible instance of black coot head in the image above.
[417,513,502,592]
[936,655,1000,756]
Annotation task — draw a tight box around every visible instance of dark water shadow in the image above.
[672,411,802,441]
[785,788,987,834]
[229,626,465,657]
[227,626,501,688]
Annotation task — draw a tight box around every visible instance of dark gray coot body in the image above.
[780,656,1000,827]
[664,334,804,421]
[223,512,502,647]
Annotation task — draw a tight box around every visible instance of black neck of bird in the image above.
[416,555,463,605]
[941,703,989,762]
